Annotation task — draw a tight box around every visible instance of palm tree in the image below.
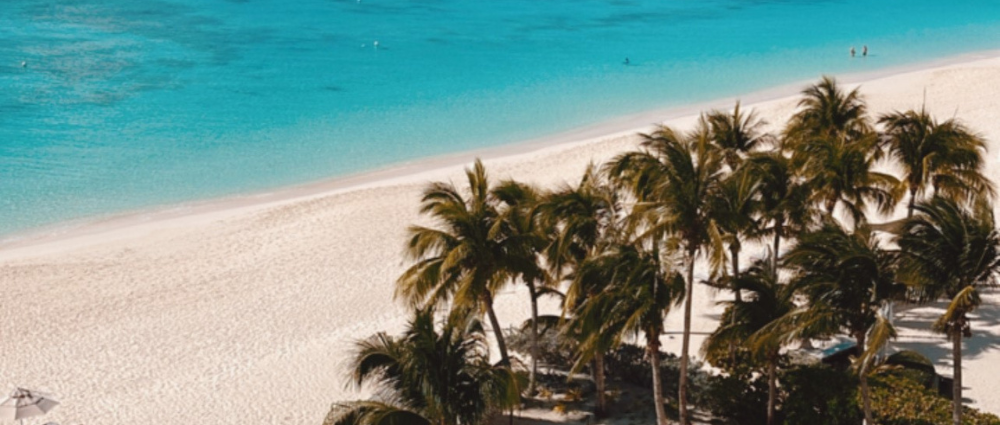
[325,308,520,425]
[606,121,726,424]
[743,152,817,270]
[710,164,762,301]
[705,101,771,170]
[492,179,551,394]
[784,77,900,226]
[537,163,622,415]
[785,76,871,144]
[702,256,793,425]
[396,159,515,366]
[782,219,905,424]
[570,238,686,425]
[878,107,993,218]
[896,197,1000,425]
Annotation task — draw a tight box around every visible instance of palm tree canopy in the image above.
[705,101,772,169]
[783,219,904,339]
[743,151,817,241]
[785,76,872,143]
[605,121,725,255]
[328,308,520,425]
[878,108,993,203]
[702,257,795,364]
[709,164,763,249]
[568,239,686,371]
[897,197,1000,301]
[537,163,621,283]
[396,159,511,311]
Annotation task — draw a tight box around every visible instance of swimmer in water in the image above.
[21,61,27,68]
[850,46,855,57]
[624,57,630,65]
[862,45,868,57]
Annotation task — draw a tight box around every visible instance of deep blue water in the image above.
[2,0,1000,236]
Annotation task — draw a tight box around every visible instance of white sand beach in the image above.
[3,55,1000,424]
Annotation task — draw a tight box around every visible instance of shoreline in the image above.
[4,48,1000,255]
[4,46,1000,424]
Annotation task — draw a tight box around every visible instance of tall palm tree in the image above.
[705,101,771,170]
[784,77,900,226]
[896,197,1000,425]
[878,107,993,218]
[492,179,551,395]
[783,219,905,424]
[743,152,817,270]
[396,159,514,366]
[570,238,686,425]
[710,164,762,301]
[702,256,793,425]
[537,163,622,415]
[325,308,520,425]
[606,121,726,424]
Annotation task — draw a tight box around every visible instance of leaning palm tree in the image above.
[705,101,772,170]
[605,120,726,424]
[702,256,793,425]
[492,178,552,394]
[537,163,622,415]
[896,197,1000,425]
[569,238,686,425]
[878,107,993,217]
[782,219,905,425]
[396,159,515,366]
[325,307,520,425]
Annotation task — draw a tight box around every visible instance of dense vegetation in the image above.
[326,77,1000,425]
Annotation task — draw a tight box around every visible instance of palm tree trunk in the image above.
[527,281,540,394]
[594,351,608,417]
[772,219,783,271]
[483,291,511,366]
[678,249,696,425]
[649,330,668,425]
[953,330,963,425]
[729,243,741,364]
[731,244,742,303]
[907,187,918,218]
[860,371,874,425]
[856,331,874,425]
[767,355,777,425]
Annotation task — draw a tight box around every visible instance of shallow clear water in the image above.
[2,0,1000,235]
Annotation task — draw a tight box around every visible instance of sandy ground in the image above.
[4,55,1000,424]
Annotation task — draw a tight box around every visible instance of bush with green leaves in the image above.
[701,368,771,425]
[870,370,1000,425]
[781,365,862,425]
[604,344,711,404]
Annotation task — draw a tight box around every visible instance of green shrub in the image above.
[870,372,1000,425]
[781,365,862,425]
[701,369,771,425]
[883,350,937,389]
[604,344,711,404]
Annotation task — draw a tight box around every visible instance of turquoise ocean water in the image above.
[2,0,1000,236]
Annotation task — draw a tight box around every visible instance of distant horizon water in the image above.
[3,0,1000,236]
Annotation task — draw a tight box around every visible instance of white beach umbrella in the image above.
[0,388,59,424]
